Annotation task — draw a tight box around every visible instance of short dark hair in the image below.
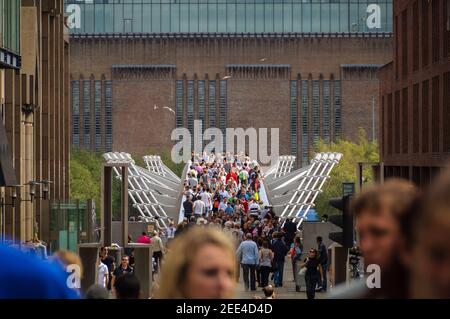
[316,236,323,242]
[85,284,109,299]
[114,273,140,299]
[263,285,274,297]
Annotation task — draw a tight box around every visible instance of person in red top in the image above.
[226,170,237,185]
[136,232,151,244]
[251,176,260,193]
[240,198,249,214]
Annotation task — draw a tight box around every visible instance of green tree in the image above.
[313,128,379,216]
[70,149,103,214]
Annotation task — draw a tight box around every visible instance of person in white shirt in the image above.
[193,196,206,216]
[220,186,229,199]
[152,230,166,273]
[187,174,198,189]
[218,198,228,211]
[96,253,109,288]
[166,221,176,242]
[200,190,212,216]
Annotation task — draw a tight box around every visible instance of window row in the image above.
[66,0,392,34]
[175,78,227,149]
[383,72,450,156]
[71,80,113,152]
[291,78,341,167]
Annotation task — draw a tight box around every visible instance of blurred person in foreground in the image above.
[331,179,419,299]
[254,285,276,299]
[0,245,78,298]
[52,250,84,297]
[405,169,450,298]
[156,227,237,298]
[113,273,141,299]
[85,284,109,299]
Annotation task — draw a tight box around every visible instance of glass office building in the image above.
[66,0,393,34]
[0,0,21,68]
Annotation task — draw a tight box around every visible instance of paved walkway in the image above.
[235,257,326,299]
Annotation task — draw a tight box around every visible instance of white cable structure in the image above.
[103,152,180,227]
[143,155,181,183]
[264,152,342,229]
[264,155,297,181]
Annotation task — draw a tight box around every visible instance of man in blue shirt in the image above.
[0,244,79,299]
[236,233,259,291]
[224,202,234,215]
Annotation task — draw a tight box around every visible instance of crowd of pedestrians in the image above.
[2,152,450,299]
[173,152,310,295]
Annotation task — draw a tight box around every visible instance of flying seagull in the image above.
[154,104,159,110]
[163,106,175,115]
[259,57,268,62]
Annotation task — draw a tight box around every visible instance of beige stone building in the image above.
[0,0,70,245]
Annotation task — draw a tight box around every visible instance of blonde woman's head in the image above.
[156,226,237,299]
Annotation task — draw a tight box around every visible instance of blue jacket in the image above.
[236,240,259,265]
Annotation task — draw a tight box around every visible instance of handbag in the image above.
[298,267,307,276]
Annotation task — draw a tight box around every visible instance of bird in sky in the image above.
[154,104,159,110]
[221,75,232,80]
[163,106,175,115]
[259,57,268,62]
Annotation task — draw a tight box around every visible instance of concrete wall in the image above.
[301,221,341,252]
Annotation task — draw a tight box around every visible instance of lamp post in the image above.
[1,185,21,244]
[0,180,52,245]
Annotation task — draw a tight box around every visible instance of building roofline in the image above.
[70,32,393,40]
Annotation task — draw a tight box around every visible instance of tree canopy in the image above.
[313,128,379,216]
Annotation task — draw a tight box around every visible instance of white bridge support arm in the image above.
[264,152,342,229]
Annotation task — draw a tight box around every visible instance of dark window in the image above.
[219,80,227,136]
[443,0,450,57]
[71,81,80,147]
[290,80,298,156]
[432,0,440,63]
[432,76,440,152]
[402,9,408,78]
[187,80,194,148]
[422,80,429,153]
[402,88,408,154]
[94,81,102,152]
[175,80,184,128]
[413,1,420,71]
[444,72,450,152]
[105,81,113,152]
[387,93,393,155]
[413,83,420,153]
[208,80,216,128]
[333,80,342,141]
[422,0,429,67]
[301,80,309,166]
[394,91,400,154]
[312,80,320,145]
[323,80,330,144]
[395,15,399,79]
[198,80,206,148]
[83,81,91,148]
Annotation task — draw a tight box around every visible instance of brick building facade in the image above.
[67,1,393,167]
[379,0,450,186]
